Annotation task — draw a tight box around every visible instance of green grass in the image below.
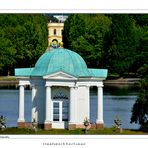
[0,127,148,135]
[0,76,17,81]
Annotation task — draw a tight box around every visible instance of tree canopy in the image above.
[0,14,48,75]
[63,14,111,68]
[0,14,147,77]
[63,14,148,77]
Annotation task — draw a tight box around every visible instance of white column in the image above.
[18,85,25,122]
[31,85,36,122]
[86,85,90,119]
[69,86,77,123]
[74,86,78,122]
[59,102,62,122]
[45,86,52,123]
[96,85,104,124]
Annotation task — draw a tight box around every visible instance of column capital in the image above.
[31,84,36,88]
[86,85,90,88]
[69,85,74,88]
[69,85,78,89]
[19,84,25,87]
[96,84,104,88]
[45,84,52,87]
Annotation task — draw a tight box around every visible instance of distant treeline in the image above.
[0,14,147,77]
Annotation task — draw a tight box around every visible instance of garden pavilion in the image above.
[15,46,108,130]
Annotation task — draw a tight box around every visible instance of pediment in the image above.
[43,71,77,80]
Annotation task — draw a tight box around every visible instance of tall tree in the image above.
[63,14,86,49]
[130,76,148,131]
[104,14,138,76]
[131,25,148,76]
[63,14,111,68]
[0,14,48,75]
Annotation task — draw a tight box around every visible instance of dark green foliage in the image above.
[131,26,148,76]
[104,15,138,76]
[63,14,111,68]
[0,14,48,75]
[131,77,148,130]
[131,14,148,27]
[0,14,147,77]
[131,34,148,131]
[63,14,148,77]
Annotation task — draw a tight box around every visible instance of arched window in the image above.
[53,29,56,35]
[53,92,68,100]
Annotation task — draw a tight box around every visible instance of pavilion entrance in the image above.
[52,89,69,129]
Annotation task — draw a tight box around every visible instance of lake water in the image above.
[0,84,140,129]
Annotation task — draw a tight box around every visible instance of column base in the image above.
[90,123,96,129]
[68,124,76,130]
[18,122,25,128]
[44,123,52,130]
[96,123,104,130]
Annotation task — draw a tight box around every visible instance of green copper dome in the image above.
[31,48,90,77]
[15,48,108,78]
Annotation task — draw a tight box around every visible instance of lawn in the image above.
[0,76,17,81]
[0,127,148,135]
